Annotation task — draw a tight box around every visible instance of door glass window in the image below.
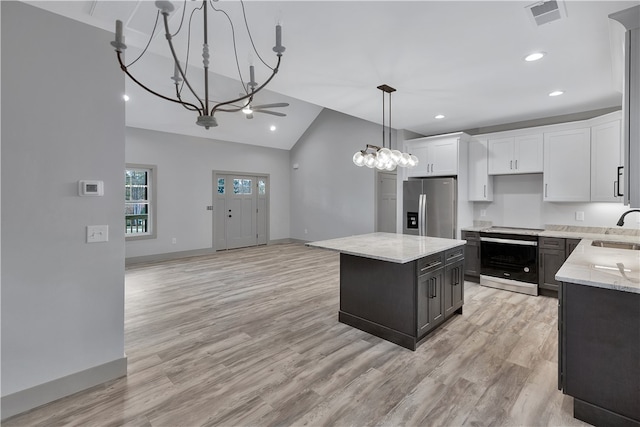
[233,178,253,194]
[217,178,225,194]
[258,179,266,195]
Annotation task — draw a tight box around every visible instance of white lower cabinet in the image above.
[468,138,493,201]
[591,120,623,202]
[543,128,591,202]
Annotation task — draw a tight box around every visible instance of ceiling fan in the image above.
[241,100,289,119]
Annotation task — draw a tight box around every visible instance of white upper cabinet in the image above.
[468,138,493,201]
[487,134,543,175]
[405,135,459,177]
[591,120,623,202]
[543,128,591,202]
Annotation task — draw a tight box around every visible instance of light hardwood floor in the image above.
[4,243,590,426]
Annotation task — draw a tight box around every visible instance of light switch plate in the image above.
[575,211,585,221]
[87,225,109,243]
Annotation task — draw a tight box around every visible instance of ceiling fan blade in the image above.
[252,103,289,110]
[254,110,286,117]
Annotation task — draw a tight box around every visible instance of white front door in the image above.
[214,173,268,250]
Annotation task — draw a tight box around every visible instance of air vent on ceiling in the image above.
[525,1,567,27]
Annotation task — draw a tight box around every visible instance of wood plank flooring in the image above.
[4,243,590,426]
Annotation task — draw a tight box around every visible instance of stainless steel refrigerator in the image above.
[403,177,457,238]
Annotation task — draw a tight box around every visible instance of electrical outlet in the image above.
[480,210,487,217]
[172,238,177,244]
[87,225,109,243]
[575,211,585,221]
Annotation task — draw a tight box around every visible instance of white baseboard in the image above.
[1,356,127,421]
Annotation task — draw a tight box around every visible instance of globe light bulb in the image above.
[409,154,419,167]
[353,151,365,167]
[390,150,402,163]
[364,153,376,168]
[384,161,396,171]
[377,147,392,163]
[399,152,411,167]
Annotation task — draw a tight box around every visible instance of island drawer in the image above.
[445,247,464,265]
[417,253,444,276]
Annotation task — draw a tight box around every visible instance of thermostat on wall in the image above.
[78,180,104,196]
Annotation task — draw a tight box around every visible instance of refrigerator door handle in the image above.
[418,194,424,236]
[421,193,428,236]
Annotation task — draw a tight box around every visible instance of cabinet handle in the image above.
[515,159,518,170]
[510,160,513,170]
[483,185,486,198]
[432,278,437,298]
[616,166,624,197]
[545,183,548,198]
[614,181,618,198]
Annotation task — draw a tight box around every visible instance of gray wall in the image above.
[126,127,290,258]
[1,1,125,416]
[290,108,384,241]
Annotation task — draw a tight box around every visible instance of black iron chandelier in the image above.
[110,0,285,129]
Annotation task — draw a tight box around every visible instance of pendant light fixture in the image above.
[110,0,285,129]
[353,84,418,170]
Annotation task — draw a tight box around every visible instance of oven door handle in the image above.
[480,237,538,246]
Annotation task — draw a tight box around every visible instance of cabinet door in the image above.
[591,120,622,202]
[539,248,565,292]
[566,238,581,256]
[417,270,444,336]
[405,141,430,178]
[444,261,464,317]
[544,128,591,201]
[461,231,480,278]
[514,134,543,173]
[429,138,458,176]
[488,137,514,175]
[468,139,493,201]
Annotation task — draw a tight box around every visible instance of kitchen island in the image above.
[556,238,640,427]
[307,232,466,350]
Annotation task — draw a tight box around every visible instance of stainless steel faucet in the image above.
[616,209,640,226]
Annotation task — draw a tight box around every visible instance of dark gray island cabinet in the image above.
[307,232,466,351]
[556,239,640,427]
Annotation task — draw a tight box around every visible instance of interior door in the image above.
[214,174,228,250]
[256,177,268,245]
[377,172,397,233]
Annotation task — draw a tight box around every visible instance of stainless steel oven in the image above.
[479,230,539,296]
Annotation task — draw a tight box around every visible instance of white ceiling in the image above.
[28,0,639,150]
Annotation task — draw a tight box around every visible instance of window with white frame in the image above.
[125,165,156,239]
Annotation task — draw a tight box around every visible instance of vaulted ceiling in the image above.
[28,0,639,149]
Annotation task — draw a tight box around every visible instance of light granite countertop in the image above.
[306,232,466,264]
[556,239,640,294]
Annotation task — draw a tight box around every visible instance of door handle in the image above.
[228,215,232,218]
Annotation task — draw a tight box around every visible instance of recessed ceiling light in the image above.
[549,90,564,97]
[122,94,130,102]
[524,52,545,62]
[270,125,277,131]
[435,114,445,119]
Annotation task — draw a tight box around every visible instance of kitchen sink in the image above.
[591,240,640,250]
